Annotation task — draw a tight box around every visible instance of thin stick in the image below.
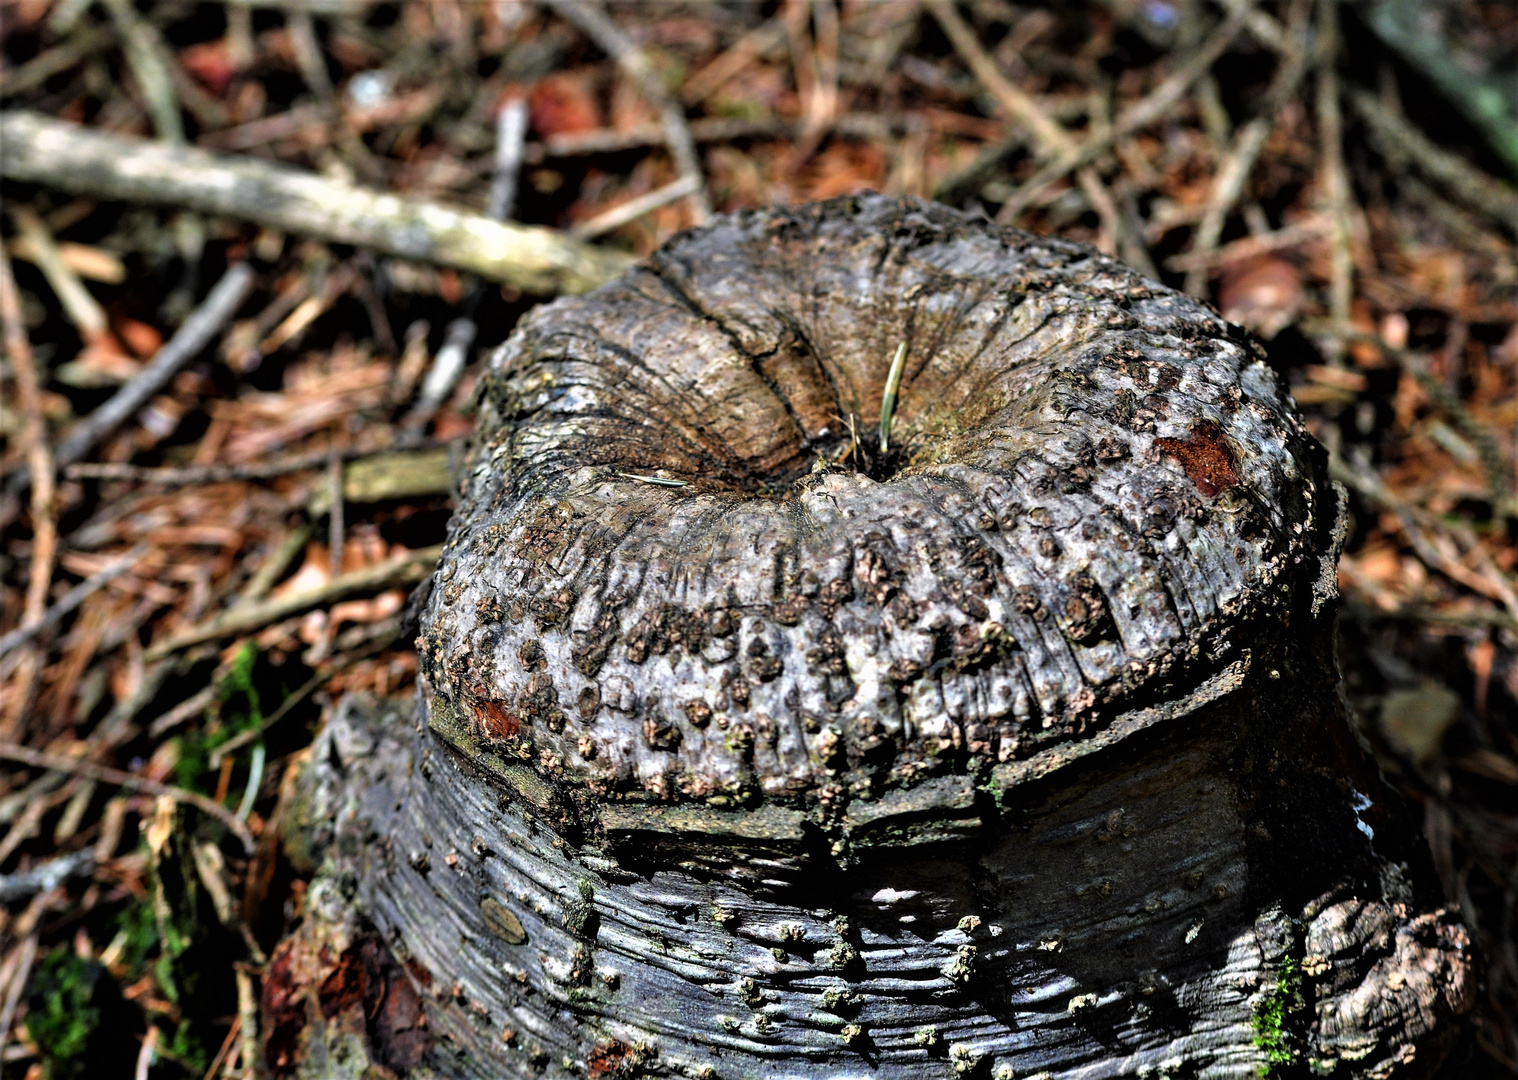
[147,684,219,739]
[201,1015,241,1080]
[286,9,380,182]
[0,236,56,628]
[0,111,632,294]
[209,620,402,768]
[99,0,185,143]
[404,317,479,432]
[1314,0,1353,362]
[929,0,1149,265]
[134,1026,159,1080]
[0,932,39,1065]
[0,23,112,98]
[234,966,259,1080]
[144,544,442,660]
[1348,88,1518,236]
[7,205,110,342]
[64,440,446,488]
[783,0,840,164]
[0,546,145,661]
[0,743,255,853]
[1305,320,1511,508]
[571,175,701,240]
[682,17,787,105]
[1332,447,1518,616]
[1217,0,1287,50]
[879,341,908,454]
[46,263,256,474]
[543,0,710,222]
[1183,0,1312,296]
[994,4,1253,224]
[926,0,1070,155]
[0,848,94,903]
[487,98,531,224]
[1165,215,1329,271]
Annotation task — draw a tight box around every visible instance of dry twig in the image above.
[543,0,711,223]
[994,4,1254,224]
[7,205,111,346]
[1349,88,1518,237]
[0,111,632,295]
[144,544,441,660]
[0,546,144,661]
[1183,0,1314,296]
[0,239,54,629]
[0,743,255,853]
[53,263,256,474]
[1314,0,1355,361]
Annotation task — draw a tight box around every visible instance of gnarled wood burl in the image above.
[269,195,1472,1079]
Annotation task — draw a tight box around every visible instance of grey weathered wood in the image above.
[271,196,1472,1079]
[0,110,631,296]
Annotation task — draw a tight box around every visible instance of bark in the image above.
[268,195,1473,1079]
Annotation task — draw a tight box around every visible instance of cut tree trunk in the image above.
[267,195,1473,1080]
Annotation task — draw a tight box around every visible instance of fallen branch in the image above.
[0,848,95,903]
[1183,0,1312,296]
[144,544,442,660]
[0,546,145,661]
[929,0,1152,272]
[1313,0,1354,360]
[543,0,710,223]
[0,110,632,295]
[0,743,255,854]
[0,236,56,632]
[55,263,256,472]
[1349,88,1518,238]
[994,4,1252,224]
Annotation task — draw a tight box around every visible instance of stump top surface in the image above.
[418,194,1331,805]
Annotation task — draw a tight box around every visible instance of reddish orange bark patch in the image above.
[476,699,521,740]
[317,949,369,1018]
[1155,421,1240,497]
[588,1040,635,1077]
[262,943,307,1074]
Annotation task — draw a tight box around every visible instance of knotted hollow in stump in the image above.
[270,195,1472,1079]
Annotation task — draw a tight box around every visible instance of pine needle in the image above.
[878,341,908,454]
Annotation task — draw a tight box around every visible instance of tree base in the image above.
[266,676,1472,1080]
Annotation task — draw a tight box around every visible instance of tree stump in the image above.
[267,195,1473,1079]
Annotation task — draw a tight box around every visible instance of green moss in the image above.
[175,642,265,792]
[1253,955,1300,1074]
[157,1019,209,1074]
[111,897,158,974]
[26,951,103,1079]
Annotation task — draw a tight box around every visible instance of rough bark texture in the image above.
[270,195,1473,1079]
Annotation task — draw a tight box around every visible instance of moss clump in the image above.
[1253,955,1301,1074]
[26,951,104,1079]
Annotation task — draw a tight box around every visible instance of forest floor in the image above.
[1,1,1517,1076]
